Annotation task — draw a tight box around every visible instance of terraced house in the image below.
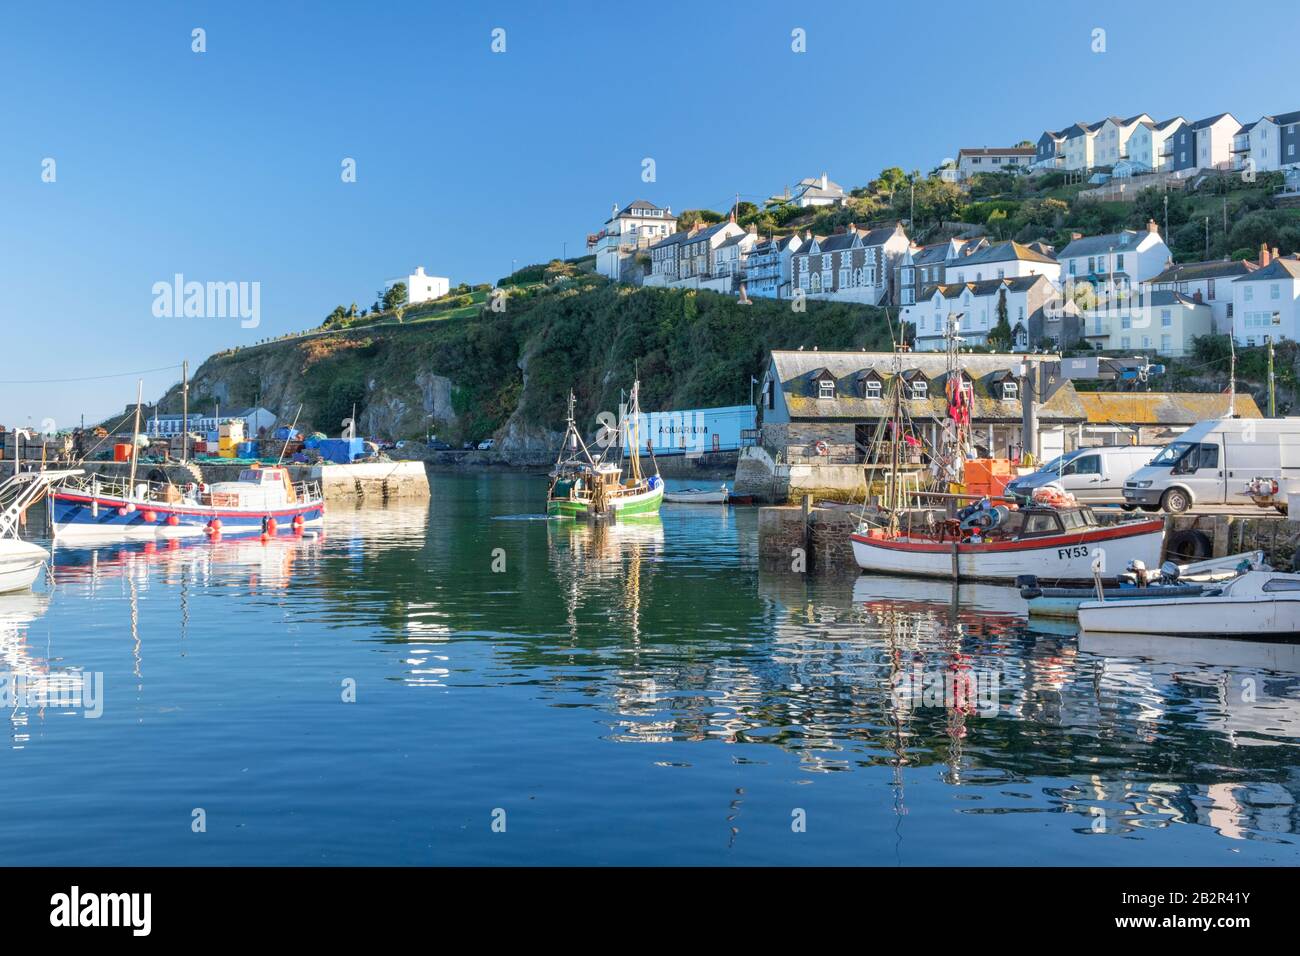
[1144,257,1259,334]
[790,223,909,305]
[893,236,987,307]
[906,274,1080,351]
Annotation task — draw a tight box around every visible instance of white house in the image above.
[1093,114,1153,167]
[909,275,1072,351]
[1143,257,1259,334]
[406,266,450,305]
[1232,251,1300,346]
[894,237,987,307]
[942,240,1060,286]
[712,227,759,283]
[791,223,910,305]
[955,147,1035,180]
[1191,112,1241,171]
[742,233,802,299]
[1127,117,1184,173]
[772,173,846,208]
[590,200,678,280]
[644,217,745,290]
[146,406,276,439]
[1060,121,1103,170]
[1059,223,1171,347]
[1235,110,1300,174]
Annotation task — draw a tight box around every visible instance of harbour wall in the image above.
[757,503,1300,575]
[75,459,430,502]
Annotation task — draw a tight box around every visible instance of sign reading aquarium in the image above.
[619,404,755,456]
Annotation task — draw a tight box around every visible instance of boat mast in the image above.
[628,380,643,483]
[128,378,143,497]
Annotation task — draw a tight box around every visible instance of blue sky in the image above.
[2,0,1293,426]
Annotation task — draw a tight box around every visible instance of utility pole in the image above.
[1268,335,1277,417]
[1204,216,1210,259]
[1163,193,1168,239]
[1228,334,1237,418]
[181,359,189,463]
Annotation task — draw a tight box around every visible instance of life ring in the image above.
[814,440,829,457]
[1165,529,1211,563]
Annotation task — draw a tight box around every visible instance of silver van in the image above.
[1005,445,1161,505]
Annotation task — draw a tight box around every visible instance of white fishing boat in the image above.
[663,485,729,504]
[1078,569,1300,638]
[0,470,82,594]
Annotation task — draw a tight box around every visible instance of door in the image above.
[1059,452,1105,501]
[1177,441,1226,504]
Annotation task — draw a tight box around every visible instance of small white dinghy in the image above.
[0,470,80,594]
[1078,569,1300,639]
[663,484,729,505]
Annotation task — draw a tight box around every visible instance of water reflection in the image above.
[0,591,88,748]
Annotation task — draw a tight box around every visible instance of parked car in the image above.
[1124,418,1300,513]
[427,437,451,450]
[1005,445,1161,506]
[477,438,496,451]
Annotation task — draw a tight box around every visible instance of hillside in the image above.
[156,272,896,459]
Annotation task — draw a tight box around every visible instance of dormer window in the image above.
[911,381,928,400]
[1002,380,1019,401]
[865,380,882,399]
[818,379,835,399]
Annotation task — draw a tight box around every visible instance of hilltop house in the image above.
[1192,112,1242,170]
[590,200,678,280]
[712,227,759,286]
[1032,128,1067,171]
[772,173,846,208]
[1234,110,1300,173]
[955,147,1035,180]
[1232,249,1300,346]
[405,266,450,305]
[894,237,987,307]
[1061,121,1103,170]
[790,223,910,305]
[1093,114,1153,167]
[1144,257,1259,334]
[907,275,1080,351]
[1059,222,1171,347]
[758,350,1083,463]
[1126,117,1184,174]
[743,233,803,300]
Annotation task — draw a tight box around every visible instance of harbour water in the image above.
[2,472,1298,865]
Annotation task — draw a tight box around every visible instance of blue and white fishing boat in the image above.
[49,466,325,541]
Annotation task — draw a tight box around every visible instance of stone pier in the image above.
[76,459,430,502]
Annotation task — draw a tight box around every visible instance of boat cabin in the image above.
[986,505,1098,539]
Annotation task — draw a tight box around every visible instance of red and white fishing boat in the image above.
[850,502,1165,584]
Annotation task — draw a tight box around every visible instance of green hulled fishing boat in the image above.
[547,382,663,519]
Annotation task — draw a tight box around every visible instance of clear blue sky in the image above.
[2,0,1292,427]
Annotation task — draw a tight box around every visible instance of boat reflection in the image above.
[0,590,89,748]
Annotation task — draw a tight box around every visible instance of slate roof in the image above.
[953,240,1057,268]
[1147,290,1208,308]
[919,274,1055,301]
[1191,112,1237,129]
[1234,257,1300,282]
[957,147,1035,157]
[1153,117,1185,131]
[1077,391,1261,426]
[1147,259,1259,284]
[616,199,672,218]
[1058,229,1152,259]
[769,350,1084,423]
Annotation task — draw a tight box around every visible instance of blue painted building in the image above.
[621,404,756,456]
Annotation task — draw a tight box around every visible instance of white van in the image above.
[1004,445,1161,505]
[1123,417,1300,513]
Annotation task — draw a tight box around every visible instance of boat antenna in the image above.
[275,404,304,467]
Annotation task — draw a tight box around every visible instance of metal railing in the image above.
[56,472,323,506]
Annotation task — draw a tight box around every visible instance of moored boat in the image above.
[663,485,729,504]
[0,470,81,593]
[49,466,325,541]
[1078,569,1300,638]
[547,383,663,519]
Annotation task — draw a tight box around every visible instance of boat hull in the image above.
[0,541,50,594]
[850,519,1165,584]
[1079,593,1300,638]
[548,483,663,518]
[49,491,325,541]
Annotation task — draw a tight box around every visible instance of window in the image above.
[1116,254,1124,270]
[1121,315,1131,329]
[1264,577,1300,592]
[1088,257,1096,273]
[1069,260,1077,275]
[1207,279,1215,300]
[764,380,774,410]
[1161,309,1172,326]
[1066,454,1100,475]
[818,379,835,399]
[1002,380,1019,401]
[1245,285,1254,302]
[1121,336,1131,348]
[910,381,928,400]
[1271,284,1281,300]
[865,380,882,399]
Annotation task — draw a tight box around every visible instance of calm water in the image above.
[2,472,1298,865]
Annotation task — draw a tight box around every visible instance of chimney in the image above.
[1193,290,1203,303]
[1071,231,1083,241]
[1273,247,1280,262]
[1147,218,1159,234]
[821,172,828,190]
[729,207,736,223]
[1261,243,1271,267]
[612,202,619,217]
[747,224,757,235]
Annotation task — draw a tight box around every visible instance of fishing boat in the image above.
[547,383,663,519]
[847,334,1162,585]
[0,470,81,594]
[663,485,729,504]
[1078,569,1300,638]
[49,465,325,541]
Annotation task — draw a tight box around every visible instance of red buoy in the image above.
[143,510,157,523]
[167,514,180,526]
[117,507,128,517]
[266,518,277,535]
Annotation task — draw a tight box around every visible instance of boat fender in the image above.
[125,503,136,513]
[167,514,180,526]
[266,518,278,535]
[1164,529,1211,563]
[117,507,129,517]
[814,440,828,456]
[206,519,222,536]
[143,510,157,524]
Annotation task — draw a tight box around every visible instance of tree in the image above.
[382,282,408,313]
[989,288,1013,350]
